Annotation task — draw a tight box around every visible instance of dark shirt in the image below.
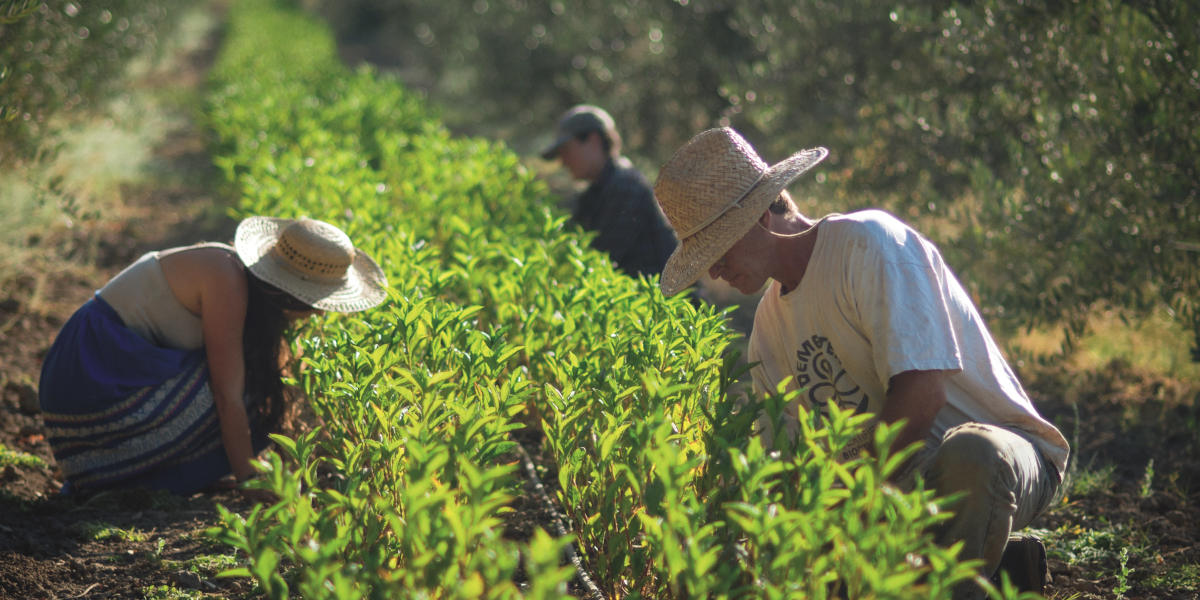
[572,157,677,277]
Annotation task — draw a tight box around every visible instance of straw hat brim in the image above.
[660,147,828,296]
[234,216,388,313]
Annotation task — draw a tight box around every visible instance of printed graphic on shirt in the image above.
[794,334,876,461]
[794,335,871,415]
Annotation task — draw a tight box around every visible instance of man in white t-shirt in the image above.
[653,128,1069,597]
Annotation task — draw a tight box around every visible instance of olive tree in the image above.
[313,0,1200,356]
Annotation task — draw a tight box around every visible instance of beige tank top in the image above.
[97,243,235,350]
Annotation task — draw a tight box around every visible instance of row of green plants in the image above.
[205,1,1024,597]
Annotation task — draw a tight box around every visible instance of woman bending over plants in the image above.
[38,216,387,496]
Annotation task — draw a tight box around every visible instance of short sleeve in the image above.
[847,223,964,381]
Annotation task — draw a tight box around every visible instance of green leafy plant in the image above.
[200,1,1027,597]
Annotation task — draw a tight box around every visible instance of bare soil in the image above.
[1,8,1198,600]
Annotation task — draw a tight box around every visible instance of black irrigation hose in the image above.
[513,439,606,600]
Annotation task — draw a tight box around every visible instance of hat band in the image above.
[274,236,351,283]
[676,173,766,240]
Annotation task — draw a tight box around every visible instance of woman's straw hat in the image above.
[653,128,828,296]
[234,216,388,312]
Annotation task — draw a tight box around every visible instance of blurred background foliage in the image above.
[2,0,1196,363]
[0,0,185,160]
[0,0,195,293]
[307,0,1199,360]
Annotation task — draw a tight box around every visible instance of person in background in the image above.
[653,127,1069,597]
[542,104,677,278]
[38,216,388,496]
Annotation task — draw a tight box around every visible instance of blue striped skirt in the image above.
[38,294,266,495]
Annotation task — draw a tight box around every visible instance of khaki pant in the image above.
[920,423,1061,599]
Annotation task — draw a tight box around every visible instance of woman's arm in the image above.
[191,251,258,482]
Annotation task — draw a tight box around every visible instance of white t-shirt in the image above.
[748,210,1069,476]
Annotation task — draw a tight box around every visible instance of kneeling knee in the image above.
[929,425,1008,482]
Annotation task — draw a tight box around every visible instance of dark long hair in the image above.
[242,271,311,433]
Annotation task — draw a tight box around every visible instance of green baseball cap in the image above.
[540,104,617,159]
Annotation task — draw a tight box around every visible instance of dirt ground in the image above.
[2,9,1198,600]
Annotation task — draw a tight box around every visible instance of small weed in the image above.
[1138,459,1154,498]
[184,553,239,576]
[1114,547,1133,598]
[1042,519,1157,586]
[0,444,48,470]
[1147,563,1200,592]
[76,521,148,543]
[1062,526,1122,565]
[141,584,203,600]
[1065,463,1117,497]
[148,538,168,565]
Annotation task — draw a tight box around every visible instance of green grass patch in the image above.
[183,553,239,576]
[1010,308,1200,382]
[1078,310,1200,381]
[141,584,204,600]
[1147,563,1200,593]
[1034,520,1154,580]
[1058,525,1130,565]
[0,444,48,470]
[1037,518,1198,596]
[1062,462,1117,499]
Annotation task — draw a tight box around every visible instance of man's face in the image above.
[557,132,605,182]
[707,221,772,294]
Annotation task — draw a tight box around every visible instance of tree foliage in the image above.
[314,0,1200,356]
[0,0,184,160]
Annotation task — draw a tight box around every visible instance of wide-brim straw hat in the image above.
[653,128,828,296]
[234,216,388,312]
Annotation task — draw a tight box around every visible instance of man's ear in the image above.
[754,210,776,236]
